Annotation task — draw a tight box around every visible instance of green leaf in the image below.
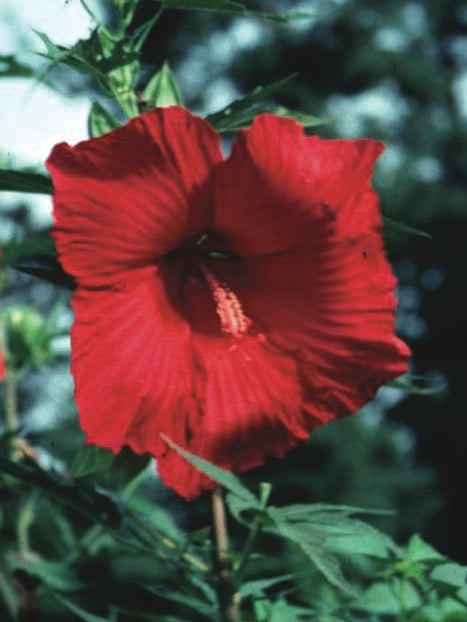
[271,518,354,594]
[205,75,297,132]
[0,169,53,194]
[386,376,446,395]
[0,54,35,78]
[405,534,445,564]
[239,574,292,599]
[71,445,115,479]
[2,234,56,266]
[267,105,329,128]
[383,216,432,238]
[10,560,85,592]
[357,580,422,614]
[430,563,467,588]
[12,258,75,290]
[267,504,394,593]
[267,598,311,621]
[88,101,119,137]
[142,585,215,616]
[0,456,122,527]
[357,583,400,615]
[142,61,183,108]
[53,593,108,622]
[161,435,258,504]
[155,0,313,22]
[326,531,392,559]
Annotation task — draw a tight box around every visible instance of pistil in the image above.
[199,264,252,337]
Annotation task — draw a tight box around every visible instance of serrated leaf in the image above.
[383,216,432,238]
[53,594,107,622]
[143,61,183,108]
[0,169,53,194]
[205,75,297,132]
[272,518,354,594]
[71,445,115,479]
[88,101,119,137]
[239,574,292,599]
[161,435,258,504]
[155,0,313,22]
[430,563,467,588]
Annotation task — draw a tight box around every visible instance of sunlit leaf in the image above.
[430,563,467,588]
[268,105,329,128]
[405,534,445,564]
[206,75,298,132]
[0,169,53,194]
[88,101,119,137]
[142,61,183,108]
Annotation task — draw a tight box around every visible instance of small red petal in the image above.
[47,107,223,288]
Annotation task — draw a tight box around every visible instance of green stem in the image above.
[234,483,271,582]
[128,510,208,572]
[4,371,18,434]
[211,489,240,622]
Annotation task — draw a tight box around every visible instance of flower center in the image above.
[199,263,251,337]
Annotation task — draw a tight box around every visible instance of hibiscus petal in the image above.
[47,107,223,287]
[157,334,309,500]
[213,113,384,257]
[210,190,410,429]
[70,266,200,459]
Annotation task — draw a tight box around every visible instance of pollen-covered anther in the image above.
[200,264,252,337]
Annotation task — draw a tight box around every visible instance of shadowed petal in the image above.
[157,333,309,500]
[213,113,384,257]
[211,191,410,428]
[47,107,223,288]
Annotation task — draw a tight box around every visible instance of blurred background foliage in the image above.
[0,0,467,620]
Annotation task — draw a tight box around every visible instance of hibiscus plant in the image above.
[0,1,466,621]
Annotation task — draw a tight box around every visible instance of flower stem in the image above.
[234,482,271,582]
[211,489,240,622]
[4,370,18,434]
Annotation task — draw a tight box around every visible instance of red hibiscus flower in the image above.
[46,107,410,500]
[0,350,5,380]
